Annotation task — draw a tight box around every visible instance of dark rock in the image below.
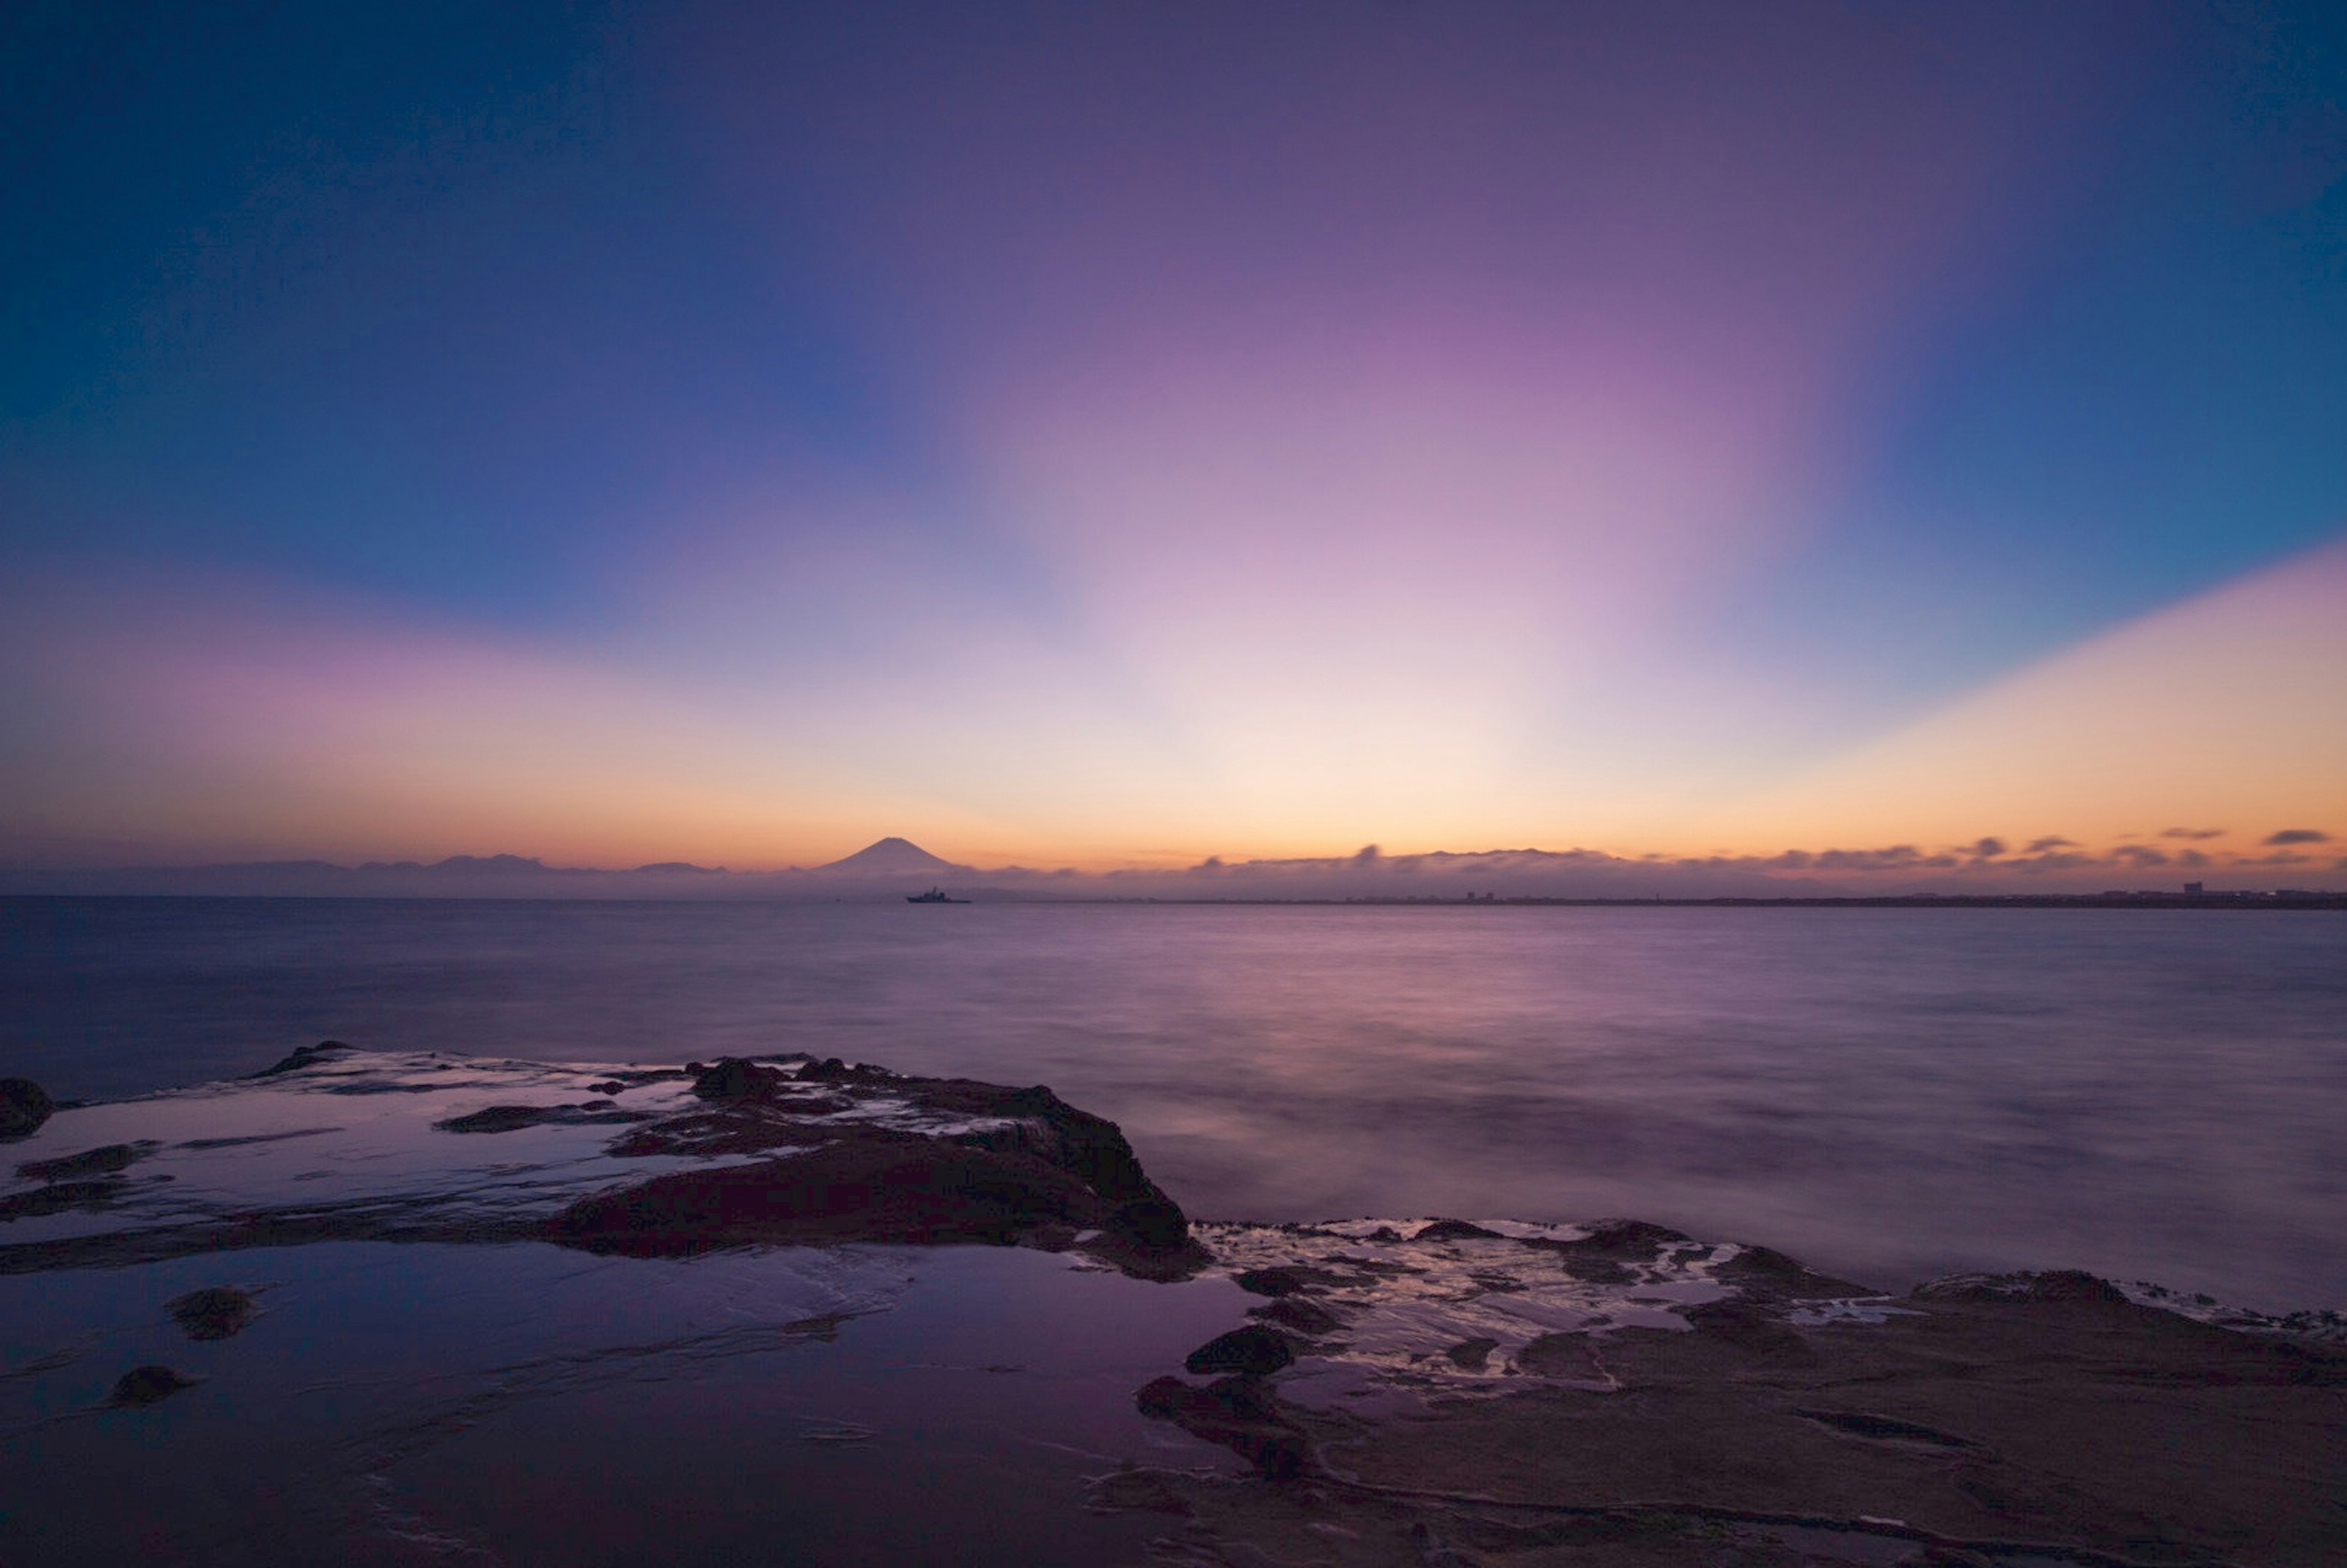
[0,1077,52,1138]
[0,1178,127,1220]
[1136,1375,1308,1478]
[1185,1324,1296,1377]
[1911,1269,2132,1306]
[166,1286,258,1341]
[1107,1193,1191,1252]
[1444,1336,1500,1371]
[799,1057,894,1084]
[1717,1243,1878,1299]
[931,1082,1157,1204]
[433,1102,652,1134]
[542,1132,1111,1256]
[1518,1331,1603,1379]
[588,1081,626,1096]
[1235,1265,1339,1297]
[108,1365,199,1407]
[1551,1219,1693,1256]
[16,1141,153,1182]
[1414,1218,1503,1242]
[934,1080,1200,1266]
[1252,1296,1342,1336]
[249,1041,355,1078]
[691,1058,791,1102]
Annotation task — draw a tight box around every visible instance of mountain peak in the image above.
[816,837,966,875]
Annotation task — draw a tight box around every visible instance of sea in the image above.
[6,895,2343,1312]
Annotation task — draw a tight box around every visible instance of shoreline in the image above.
[2,1048,2341,1564]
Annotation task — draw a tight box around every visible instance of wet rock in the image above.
[933,1082,1156,1203]
[1547,1218,1693,1256]
[542,1131,1112,1256]
[1251,1295,1342,1336]
[0,1077,52,1139]
[1516,1331,1603,1379]
[1911,1269,2132,1306]
[799,1057,897,1085]
[1234,1264,1339,1297]
[1413,1218,1503,1242]
[15,1141,155,1182]
[1136,1374,1308,1478]
[1717,1243,1878,1299]
[1444,1336,1500,1371]
[587,1080,626,1095]
[108,1365,199,1407]
[691,1057,792,1102]
[938,1081,1199,1266]
[1107,1193,1189,1251]
[433,1102,652,1134]
[166,1286,258,1341]
[1185,1324,1295,1377]
[0,1178,127,1220]
[249,1041,355,1078]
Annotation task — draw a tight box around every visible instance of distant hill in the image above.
[814,837,968,876]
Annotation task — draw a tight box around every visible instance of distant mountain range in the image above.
[815,837,970,876]
[0,838,986,900]
[1,835,2315,900]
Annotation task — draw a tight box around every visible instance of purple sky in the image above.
[2,2,2341,879]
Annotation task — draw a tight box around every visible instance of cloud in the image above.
[2007,851,2096,873]
[2111,845,2169,868]
[2160,827,2226,840]
[2025,835,2076,852]
[2263,829,2332,846]
[1807,845,1953,872]
[1963,837,2007,860]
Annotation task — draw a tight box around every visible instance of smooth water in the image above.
[6,897,2343,1309]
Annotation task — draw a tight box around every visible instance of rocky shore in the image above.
[1114,1222,2345,1566]
[2,1047,2340,1566]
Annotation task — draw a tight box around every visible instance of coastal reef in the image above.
[0,1044,1201,1279]
[545,1055,1202,1275]
[1,1047,2340,1566]
[1116,1218,2347,1567]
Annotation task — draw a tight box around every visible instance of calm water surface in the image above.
[6,897,2342,1309]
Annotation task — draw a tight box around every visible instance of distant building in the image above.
[2183,882,2205,896]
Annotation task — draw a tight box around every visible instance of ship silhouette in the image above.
[905,887,969,904]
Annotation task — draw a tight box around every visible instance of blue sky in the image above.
[3,1,2341,873]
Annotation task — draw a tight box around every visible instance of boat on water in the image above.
[905,887,970,904]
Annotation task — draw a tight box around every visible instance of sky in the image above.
[2,1,2343,886]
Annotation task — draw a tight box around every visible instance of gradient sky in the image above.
[4,1,2343,877]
